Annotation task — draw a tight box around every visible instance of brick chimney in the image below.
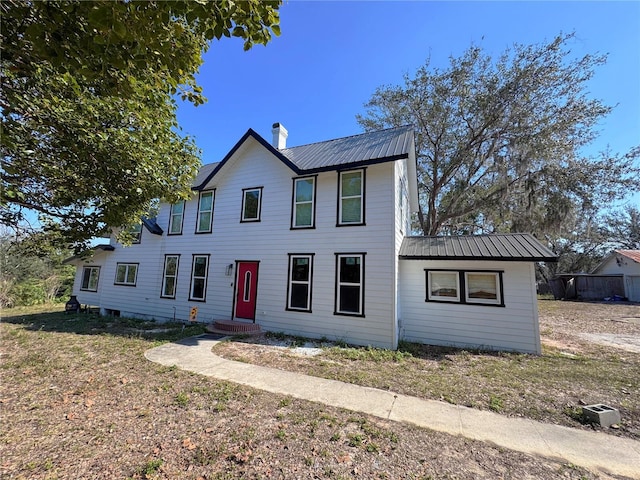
[271,122,288,149]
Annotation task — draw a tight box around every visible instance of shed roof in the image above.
[617,250,640,263]
[591,249,640,273]
[193,125,414,190]
[399,234,557,262]
[63,244,115,264]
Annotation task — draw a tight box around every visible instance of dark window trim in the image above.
[424,269,505,307]
[189,254,210,302]
[334,252,366,317]
[240,186,263,223]
[114,262,139,287]
[160,254,181,299]
[80,266,100,292]
[195,190,215,234]
[290,175,318,230]
[336,168,366,227]
[285,253,315,312]
[168,201,186,236]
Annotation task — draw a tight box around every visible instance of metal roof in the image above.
[193,125,414,190]
[399,234,557,262]
[63,244,115,264]
[280,125,415,172]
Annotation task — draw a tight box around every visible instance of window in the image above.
[161,255,180,298]
[427,271,460,302]
[241,187,263,222]
[80,266,100,292]
[130,223,142,244]
[338,169,365,225]
[168,201,185,235]
[196,191,214,233]
[291,177,316,228]
[189,255,209,301]
[115,263,138,286]
[287,254,314,311]
[465,272,502,305]
[335,253,365,316]
[425,270,504,306]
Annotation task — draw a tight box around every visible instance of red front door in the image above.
[234,262,259,321]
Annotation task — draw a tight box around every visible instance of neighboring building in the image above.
[592,250,640,302]
[66,124,556,353]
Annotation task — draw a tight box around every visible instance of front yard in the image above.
[0,301,637,479]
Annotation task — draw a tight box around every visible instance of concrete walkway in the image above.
[145,335,640,479]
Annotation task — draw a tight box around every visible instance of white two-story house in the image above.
[67,124,556,353]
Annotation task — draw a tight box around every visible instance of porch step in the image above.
[206,319,261,335]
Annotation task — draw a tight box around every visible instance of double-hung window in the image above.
[130,223,142,244]
[80,266,100,292]
[291,177,316,229]
[338,169,365,226]
[189,255,209,301]
[161,255,180,298]
[287,254,314,311]
[335,253,365,316]
[168,201,185,235]
[115,263,138,286]
[196,191,214,233]
[241,187,263,222]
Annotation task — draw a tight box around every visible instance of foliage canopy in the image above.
[1,0,281,249]
[357,34,639,239]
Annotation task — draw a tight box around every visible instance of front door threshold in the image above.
[206,319,262,335]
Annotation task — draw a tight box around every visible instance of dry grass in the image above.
[0,302,636,479]
[214,300,640,440]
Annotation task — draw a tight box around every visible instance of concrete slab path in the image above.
[145,335,640,479]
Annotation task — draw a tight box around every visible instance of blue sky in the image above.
[177,0,640,207]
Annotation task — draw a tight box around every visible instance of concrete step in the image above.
[206,319,261,335]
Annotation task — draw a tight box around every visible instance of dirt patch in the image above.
[0,306,626,480]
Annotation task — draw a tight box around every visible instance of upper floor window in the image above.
[80,266,100,292]
[291,176,316,229]
[168,201,185,235]
[196,191,214,233]
[129,223,142,244]
[115,263,138,286]
[286,254,314,311]
[338,169,365,226]
[241,187,263,222]
[335,253,365,316]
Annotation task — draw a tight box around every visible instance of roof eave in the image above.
[399,255,558,262]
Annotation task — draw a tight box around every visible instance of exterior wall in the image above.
[595,255,640,301]
[70,250,112,307]
[84,138,399,348]
[398,259,541,354]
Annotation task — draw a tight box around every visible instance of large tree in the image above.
[357,34,640,238]
[1,0,281,249]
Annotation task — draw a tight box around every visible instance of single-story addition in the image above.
[65,123,556,354]
[592,250,640,302]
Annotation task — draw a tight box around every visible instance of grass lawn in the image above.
[1,303,636,479]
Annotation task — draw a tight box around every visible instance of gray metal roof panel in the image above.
[399,234,557,261]
[192,162,219,188]
[280,125,414,171]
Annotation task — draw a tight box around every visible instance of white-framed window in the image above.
[168,201,185,235]
[115,263,138,286]
[335,253,365,316]
[425,270,504,307]
[80,266,100,292]
[287,254,314,311]
[241,187,263,222]
[291,177,316,229]
[338,169,365,226]
[465,272,502,305]
[427,271,460,302]
[189,255,209,301]
[161,255,180,299]
[196,191,214,233]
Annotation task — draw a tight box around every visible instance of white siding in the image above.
[595,255,640,301]
[85,138,400,348]
[399,259,541,354]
